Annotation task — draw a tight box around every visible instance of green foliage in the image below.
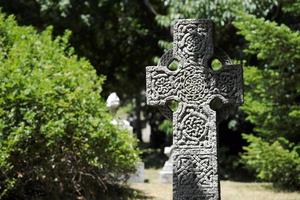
[242,134,300,189]
[157,0,276,26]
[234,13,300,140]
[234,12,300,189]
[156,0,278,54]
[158,119,173,136]
[0,0,167,143]
[0,13,139,199]
[0,0,165,99]
[281,0,300,16]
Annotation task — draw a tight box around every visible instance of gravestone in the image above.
[146,19,243,200]
[106,92,133,132]
[106,93,144,183]
[159,145,173,183]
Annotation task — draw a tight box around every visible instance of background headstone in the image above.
[159,146,173,183]
[106,92,144,183]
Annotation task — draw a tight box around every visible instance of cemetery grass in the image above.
[129,168,300,200]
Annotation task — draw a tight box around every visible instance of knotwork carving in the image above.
[145,19,243,200]
[174,105,212,150]
[174,20,213,65]
[173,150,218,200]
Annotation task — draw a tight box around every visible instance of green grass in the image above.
[130,169,300,200]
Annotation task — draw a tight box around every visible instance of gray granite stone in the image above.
[146,19,243,200]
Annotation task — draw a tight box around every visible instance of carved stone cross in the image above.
[146,19,243,200]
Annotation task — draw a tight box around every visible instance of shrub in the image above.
[0,13,139,199]
[242,134,300,190]
[234,13,300,189]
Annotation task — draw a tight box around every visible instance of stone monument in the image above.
[106,92,133,132]
[146,19,243,199]
[159,145,173,183]
[106,92,144,183]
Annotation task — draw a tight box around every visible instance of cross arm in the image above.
[146,66,179,106]
[213,64,243,105]
[209,64,243,121]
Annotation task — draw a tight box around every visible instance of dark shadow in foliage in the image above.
[141,148,168,169]
[260,184,300,193]
[1,182,152,200]
[218,146,255,182]
[97,184,153,200]
[218,115,255,182]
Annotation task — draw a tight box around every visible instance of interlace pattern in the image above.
[146,19,243,200]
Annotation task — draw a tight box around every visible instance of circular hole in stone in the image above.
[209,97,224,111]
[167,100,179,112]
[211,58,222,71]
[168,60,179,71]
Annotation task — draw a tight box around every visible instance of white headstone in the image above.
[106,92,144,183]
[106,92,120,114]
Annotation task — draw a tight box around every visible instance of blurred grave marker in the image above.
[106,92,144,183]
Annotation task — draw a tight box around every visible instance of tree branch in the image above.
[143,0,158,16]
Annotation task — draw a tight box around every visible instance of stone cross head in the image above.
[146,19,243,200]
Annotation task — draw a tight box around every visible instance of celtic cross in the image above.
[146,19,243,200]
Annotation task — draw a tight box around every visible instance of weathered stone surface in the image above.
[146,19,243,200]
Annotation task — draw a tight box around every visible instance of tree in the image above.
[156,0,277,56]
[0,0,169,142]
[0,12,139,199]
[234,11,300,188]
[0,0,166,98]
[234,13,300,141]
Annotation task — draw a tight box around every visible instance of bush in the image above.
[242,134,300,190]
[0,13,139,199]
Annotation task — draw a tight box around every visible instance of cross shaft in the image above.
[146,19,243,200]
